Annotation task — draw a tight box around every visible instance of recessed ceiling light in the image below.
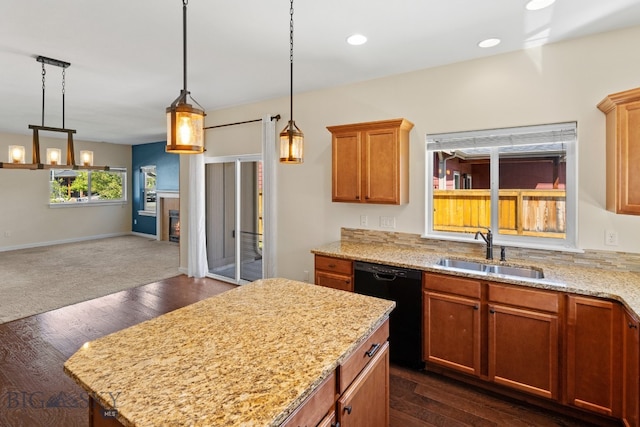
[347,34,367,46]
[478,38,501,48]
[525,0,556,11]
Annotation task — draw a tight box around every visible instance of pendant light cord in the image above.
[183,0,188,94]
[289,0,294,124]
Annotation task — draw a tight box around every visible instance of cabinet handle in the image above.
[365,343,381,357]
[630,322,639,329]
[331,422,340,427]
[473,304,479,310]
[344,405,353,415]
[345,279,351,284]
[328,264,336,268]
[489,309,495,314]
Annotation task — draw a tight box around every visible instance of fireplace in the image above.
[169,210,180,243]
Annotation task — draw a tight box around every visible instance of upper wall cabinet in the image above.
[327,118,414,205]
[598,87,640,215]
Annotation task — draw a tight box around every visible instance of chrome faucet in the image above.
[474,228,493,260]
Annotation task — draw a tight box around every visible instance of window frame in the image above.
[138,165,157,217]
[49,167,128,207]
[424,122,578,251]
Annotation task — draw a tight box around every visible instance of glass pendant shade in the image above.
[279,120,304,163]
[80,150,94,166]
[46,148,62,165]
[166,101,205,154]
[8,145,25,164]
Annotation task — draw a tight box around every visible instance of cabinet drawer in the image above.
[339,318,389,393]
[423,272,481,299]
[488,283,559,313]
[315,255,353,275]
[281,370,337,427]
[316,271,353,292]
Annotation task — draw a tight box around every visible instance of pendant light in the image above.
[279,0,304,163]
[166,0,206,154]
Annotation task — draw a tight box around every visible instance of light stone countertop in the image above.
[312,241,640,319]
[64,278,395,427]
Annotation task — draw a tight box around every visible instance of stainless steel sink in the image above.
[436,258,486,271]
[484,264,544,279]
[436,258,544,279]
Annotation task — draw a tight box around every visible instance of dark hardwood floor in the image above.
[0,276,615,426]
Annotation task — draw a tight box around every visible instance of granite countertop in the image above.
[64,278,395,427]
[312,241,640,318]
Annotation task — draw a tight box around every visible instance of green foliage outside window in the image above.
[49,169,126,204]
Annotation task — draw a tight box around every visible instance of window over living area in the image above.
[425,122,577,250]
[49,168,127,205]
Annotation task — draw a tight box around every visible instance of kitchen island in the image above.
[64,278,395,426]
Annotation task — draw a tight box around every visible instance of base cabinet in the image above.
[623,310,640,427]
[423,273,483,377]
[284,319,390,427]
[488,284,560,400]
[315,255,353,292]
[337,342,390,427]
[566,295,622,417]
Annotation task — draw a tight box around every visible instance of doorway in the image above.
[205,155,263,284]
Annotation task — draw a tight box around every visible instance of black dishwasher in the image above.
[354,261,423,369]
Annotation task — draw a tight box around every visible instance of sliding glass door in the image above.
[205,155,263,284]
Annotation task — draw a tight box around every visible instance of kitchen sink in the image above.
[436,258,544,279]
[436,258,486,271]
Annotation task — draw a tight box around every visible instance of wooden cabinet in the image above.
[338,341,390,427]
[423,273,482,376]
[424,274,561,401]
[597,87,640,214]
[281,371,337,427]
[315,254,353,292]
[487,283,560,400]
[623,309,640,427]
[284,318,390,427]
[566,295,623,417]
[327,118,414,205]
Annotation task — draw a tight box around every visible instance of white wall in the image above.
[182,26,640,280]
[0,132,132,250]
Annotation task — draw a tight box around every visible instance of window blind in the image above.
[426,122,577,151]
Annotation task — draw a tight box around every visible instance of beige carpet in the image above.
[0,235,180,324]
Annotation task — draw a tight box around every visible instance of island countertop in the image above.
[64,278,395,426]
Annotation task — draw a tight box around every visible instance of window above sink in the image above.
[425,122,577,252]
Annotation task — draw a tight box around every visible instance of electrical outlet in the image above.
[360,215,368,226]
[605,230,619,246]
[380,216,396,229]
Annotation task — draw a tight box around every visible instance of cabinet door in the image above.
[332,131,361,202]
[616,100,640,214]
[488,304,559,400]
[423,291,481,376]
[338,342,389,427]
[623,310,640,427]
[363,128,399,204]
[566,296,622,416]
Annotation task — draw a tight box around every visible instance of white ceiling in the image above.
[2,0,640,145]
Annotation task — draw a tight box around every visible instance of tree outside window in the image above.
[49,169,126,204]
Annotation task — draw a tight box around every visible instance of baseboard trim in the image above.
[0,232,132,253]
[131,231,158,240]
